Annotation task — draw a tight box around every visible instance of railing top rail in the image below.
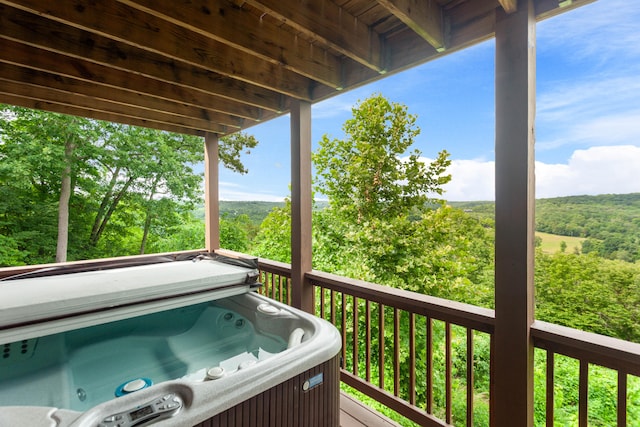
[307,269,495,333]
[256,258,294,277]
[532,320,640,376]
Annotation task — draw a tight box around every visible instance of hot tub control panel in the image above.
[98,393,182,427]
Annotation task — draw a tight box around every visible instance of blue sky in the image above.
[218,0,640,202]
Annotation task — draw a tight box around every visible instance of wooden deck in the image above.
[340,392,401,427]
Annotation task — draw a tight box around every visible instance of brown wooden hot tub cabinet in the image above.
[193,353,340,427]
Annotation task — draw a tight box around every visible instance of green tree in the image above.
[220,214,252,252]
[0,106,259,263]
[251,199,292,262]
[0,107,102,263]
[309,95,496,303]
[535,250,640,342]
[313,94,451,224]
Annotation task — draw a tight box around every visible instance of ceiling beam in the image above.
[244,0,385,73]
[0,63,245,129]
[0,93,206,136]
[0,38,272,123]
[1,0,318,100]
[0,79,230,134]
[499,0,518,13]
[375,0,445,52]
[118,0,344,90]
[0,45,265,122]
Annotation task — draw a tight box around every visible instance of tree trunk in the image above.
[89,176,134,247]
[139,178,159,255]
[90,165,121,244]
[56,138,75,262]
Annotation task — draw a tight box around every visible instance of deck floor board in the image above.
[340,392,402,427]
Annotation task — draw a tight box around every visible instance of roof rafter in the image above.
[118,0,344,90]
[499,0,517,13]
[0,79,230,134]
[0,39,267,122]
[0,63,245,129]
[244,0,386,73]
[375,0,445,52]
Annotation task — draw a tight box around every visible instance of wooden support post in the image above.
[290,100,314,313]
[493,0,536,426]
[204,132,220,252]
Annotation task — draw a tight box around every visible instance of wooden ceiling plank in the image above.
[1,0,316,100]
[0,6,285,113]
[0,79,229,134]
[0,93,206,136]
[0,38,269,122]
[375,0,445,52]
[118,0,344,90]
[244,0,385,73]
[0,63,245,128]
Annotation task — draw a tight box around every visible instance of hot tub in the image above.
[0,255,341,427]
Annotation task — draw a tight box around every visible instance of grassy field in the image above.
[536,231,586,254]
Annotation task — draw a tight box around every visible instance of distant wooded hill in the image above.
[207,193,640,262]
[454,193,640,262]
[195,200,328,225]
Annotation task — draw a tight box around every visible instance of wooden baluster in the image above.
[579,360,588,427]
[467,328,474,427]
[270,273,276,300]
[446,322,452,425]
[353,296,359,376]
[394,308,400,397]
[546,351,554,427]
[426,316,433,414]
[365,300,371,382]
[409,312,416,405]
[330,290,336,325]
[379,303,385,390]
[618,371,627,427]
[341,293,347,369]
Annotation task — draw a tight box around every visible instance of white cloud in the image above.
[536,145,640,198]
[423,145,640,201]
[441,159,495,201]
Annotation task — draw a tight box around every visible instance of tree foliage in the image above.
[0,105,257,265]
[314,94,451,224]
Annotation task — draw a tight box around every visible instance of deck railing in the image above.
[257,258,640,427]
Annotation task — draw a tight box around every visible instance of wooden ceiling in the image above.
[0,0,593,137]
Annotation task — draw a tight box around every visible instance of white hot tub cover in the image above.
[0,253,260,332]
